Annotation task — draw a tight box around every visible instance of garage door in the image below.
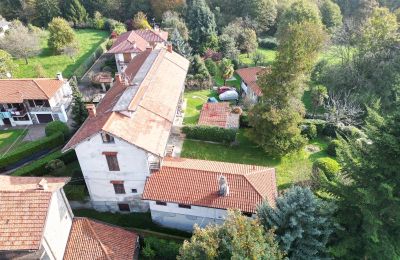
[36,114,54,124]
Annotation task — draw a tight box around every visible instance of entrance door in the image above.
[36,114,53,124]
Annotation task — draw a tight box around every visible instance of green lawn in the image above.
[0,129,28,154]
[239,48,277,66]
[14,29,109,78]
[183,89,218,125]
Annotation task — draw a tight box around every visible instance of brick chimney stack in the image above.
[86,104,96,118]
[115,73,122,83]
[167,43,173,53]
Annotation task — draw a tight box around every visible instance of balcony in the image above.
[6,107,27,117]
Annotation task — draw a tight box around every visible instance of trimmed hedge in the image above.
[45,121,70,138]
[182,125,237,144]
[12,150,77,176]
[141,237,181,260]
[327,139,341,157]
[312,157,340,180]
[0,133,65,169]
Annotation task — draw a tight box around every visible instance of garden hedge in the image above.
[141,236,181,260]
[45,121,70,138]
[312,157,340,180]
[182,125,237,144]
[12,150,78,176]
[327,139,341,157]
[0,133,65,169]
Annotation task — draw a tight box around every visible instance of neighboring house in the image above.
[0,19,10,37]
[236,67,267,104]
[63,46,189,213]
[0,176,73,260]
[142,157,278,232]
[107,29,168,73]
[198,102,240,129]
[0,74,72,127]
[64,217,139,260]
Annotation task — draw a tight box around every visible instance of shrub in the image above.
[339,125,365,139]
[0,133,64,169]
[323,123,337,137]
[141,237,181,260]
[45,121,70,138]
[258,37,278,50]
[204,58,218,76]
[64,185,87,201]
[182,125,237,144]
[312,157,340,180]
[240,112,250,128]
[302,119,327,136]
[302,124,317,140]
[327,139,340,157]
[105,39,115,50]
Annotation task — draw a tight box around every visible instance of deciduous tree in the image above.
[48,17,77,54]
[132,11,151,30]
[220,58,234,85]
[150,0,186,20]
[238,28,258,57]
[0,50,17,78]
[320,0,343,32]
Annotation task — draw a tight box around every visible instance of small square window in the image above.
[178,204,191,209]
[101,133,115,143]
[131,189,137,193]
[118,203,130,212]
[156,201,167,206]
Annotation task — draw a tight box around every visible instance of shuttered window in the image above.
[103,152,120,171]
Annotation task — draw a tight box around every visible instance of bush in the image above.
[64,185,87,201]
[323,123,337,137]
[182,125,237,144]
[302,124,317,140]
[240,112,250,128]
[258,37,278,50]
[339,125,365,139]
[204,58,218,77]
[141,237,181,260]
[45,159,66,176]
[12,150,77,176]
[45,121,70,138]
[302,119,327,136]
[312,157,340,180]
[327,139,340,157]
[0,133,64,169]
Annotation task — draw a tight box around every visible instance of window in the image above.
[131,189,138,193]
[178,204,191,209]
[118,203,130,212]
[103,152,120,171]
[123,53,131,63]
[101,133,115,143]
[33,100,50,107]
[242,212,253,217]
[28,100,35,107]
[156,201,167,206]
[111,181,125,194]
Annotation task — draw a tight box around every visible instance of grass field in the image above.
[239,48,277,66]
[183,89,218,125]
[0,129,28,154]
[14,29,109,78]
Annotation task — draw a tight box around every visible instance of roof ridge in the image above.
[244,171,273,199]
[85,218,113,260]
[32,79,51,99]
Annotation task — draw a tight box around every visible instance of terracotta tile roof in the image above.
[0,176,69,251]
[143,158,277,213]
[63,47,190,156]
[64,217,138,260]
[107,29,168,54]
[198,102,239,128]
[235,67,268,97]
[0,78,64,103]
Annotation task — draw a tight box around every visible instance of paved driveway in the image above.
[22,125,46,141]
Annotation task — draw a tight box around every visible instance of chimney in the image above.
[86,104,96,118]
[37,179,48,190]
[167,43,173,53]
[218,175,229,197]
[56,72,63,81]
[115,73,122,83]
[146,45,153,51]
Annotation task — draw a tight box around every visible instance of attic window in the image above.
[178,204,191,209]
[101,133,115,143]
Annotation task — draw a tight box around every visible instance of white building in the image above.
[107,29,168,73]
[0,74,72,126]
[236,67,268,104]
[0,176,73,260]
[142,157,278,232]
[0,19,10,37]
[63,46,189,213]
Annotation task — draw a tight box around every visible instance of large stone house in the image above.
[63,46,189,213]
[142,158,278,232]
[0,74,72,127]
[0,176,140,260]
[107,29,168,73]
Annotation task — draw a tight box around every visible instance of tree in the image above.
[310,84,328,117]
[150,0,186,20]
[178,210,284,259]
[320,0,343,32]
[66,0,89,26]
[218,34,240,61]
[238,28,258,57]
[257,186,334,259]
[248,20,326,156]
[48,17,76,54]
[186,0,217,53]
[0,23,41,64]
[252,51,266,66]
[132,11,151,30]
[62,42,80,62]
[162,11,189,41]
[243,0,278,33]
[70,77,88,128]
[45,159,66,176]
[35,64,47,78]
[0,50,17,78]
[170,28,192,57]
[220,58,234,85]
[325,107,400,259]
[35,0,60,27]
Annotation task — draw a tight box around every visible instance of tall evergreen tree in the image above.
[186,0,217,53]
[34,0,60,27]
[325,107,400,259]
[170,28,192,57]
[70,77,88,128]
[257,186,334,259]
[66,0,89,26]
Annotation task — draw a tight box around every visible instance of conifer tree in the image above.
[257,186,334,259]
[170,28,192,57]
[66,0,89,26]
[35,0,60,27]
[70,77,88,128]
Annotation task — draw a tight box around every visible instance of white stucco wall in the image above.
[75,133,151,211]
[42,189,73,260]
[148,201,228,231]
[115,53,137,73]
